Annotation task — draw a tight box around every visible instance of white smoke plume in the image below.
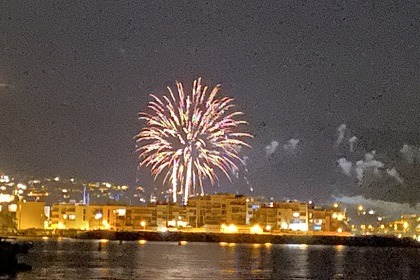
[334,195,420,218]
[349,136,357,152]
[337,158,352,176]
[355,161,364,181]
[386,167,403,183]
[283,138,300,152]
[265,140,279,156]
[354,151,384,182]
[364,151,375,162]
[400,144,420,164]
[336,124,347,146]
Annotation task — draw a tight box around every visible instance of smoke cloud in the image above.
[336,124,346,146]
[283,138,300,153]
[337,158,352,176]
[349,136,357,152]
[334,195,420,218]
[386,167,403,183]
[400,144,420,164]
[265,140,279,156]
[354,151,384,182]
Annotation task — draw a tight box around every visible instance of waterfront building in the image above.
[9,194,354,236]
[186,194,254,228]
[50,203,89,230]
[155,203,186,229]
[226,195,254,225]
[255,201,309,232]
[388,214,420,238]
[308,204,347,234]
[16,201,47,230]
[125,204,157,229]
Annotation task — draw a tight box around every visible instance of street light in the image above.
[95,212,103,230]
[403,221,409,234]
[250,224,263,234]
[140,221,146,230]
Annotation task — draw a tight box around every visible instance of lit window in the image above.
[115,208,126,216]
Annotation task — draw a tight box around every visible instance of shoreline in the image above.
[13,230,416,248]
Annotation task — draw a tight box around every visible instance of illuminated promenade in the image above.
[4,192,418,241]
[76,229,419,248]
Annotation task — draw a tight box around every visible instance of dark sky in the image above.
[1,1,420,203]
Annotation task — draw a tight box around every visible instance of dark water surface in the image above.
[5,239,420,279]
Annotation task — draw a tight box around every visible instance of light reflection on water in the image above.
[5,239,419,279]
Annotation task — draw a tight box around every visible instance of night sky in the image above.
[1,1,420,204]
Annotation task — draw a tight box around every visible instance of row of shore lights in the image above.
[136,240,273,247]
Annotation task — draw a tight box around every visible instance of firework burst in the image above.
[137,78,252,204]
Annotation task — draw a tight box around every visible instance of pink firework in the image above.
[137,78,252,204]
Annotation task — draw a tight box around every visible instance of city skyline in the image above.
[1,1,420,204]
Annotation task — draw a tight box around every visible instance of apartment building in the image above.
[255,201,309,231]
[15,201,47,230]
[308,204,347,233]
[186,194,254,227]
[13,194,348,235]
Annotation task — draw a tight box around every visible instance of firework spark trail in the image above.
[137,78,252,204]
